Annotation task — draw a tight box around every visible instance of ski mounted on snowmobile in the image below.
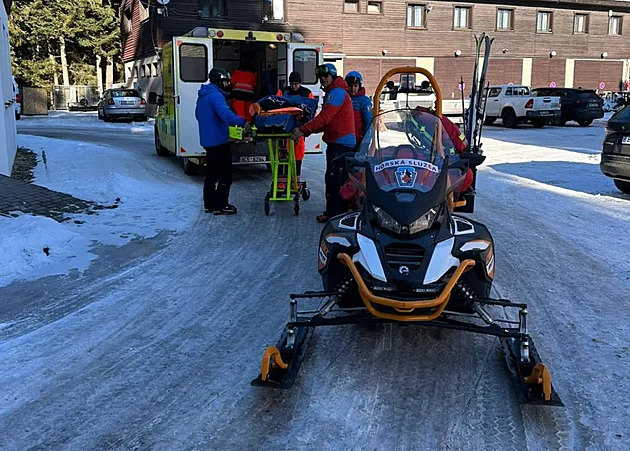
[252,67,562,407]
[466,32,495,155]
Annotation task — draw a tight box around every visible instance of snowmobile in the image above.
[252,67,562,406]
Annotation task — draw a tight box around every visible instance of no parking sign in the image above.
[458,82,466,91]
[550,81,557,88]
[599,82,606,90]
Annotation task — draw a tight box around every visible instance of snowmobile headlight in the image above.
[409,208,437,234]
[373,206,402,234]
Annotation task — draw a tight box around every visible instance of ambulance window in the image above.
[293,50,318,85]
[179,44,208,83]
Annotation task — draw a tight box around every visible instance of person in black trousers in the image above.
[195,68,251,215]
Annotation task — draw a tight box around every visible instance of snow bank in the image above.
[0,214,95,287]
[19,111,154,132]
[1,135,200,287]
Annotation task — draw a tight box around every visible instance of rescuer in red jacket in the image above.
[231,61,257,122]
[291,63,356,223]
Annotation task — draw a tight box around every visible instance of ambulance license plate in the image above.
[238,156,266,163]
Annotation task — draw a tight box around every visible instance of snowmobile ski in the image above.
[501,336,563,406]
[251,323,313,389]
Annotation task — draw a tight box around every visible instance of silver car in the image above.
[98,89,147,122]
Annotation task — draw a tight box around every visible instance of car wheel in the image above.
[484,117,497,125]
[103,113,111,122]
[531,119,545,128]
[578,119,593,127]
[154,125,170,157]
[15,112,20,120]
[501,109,518,128]
[550,117,566,126]
[183,158,200,176]
[614,179,630,194]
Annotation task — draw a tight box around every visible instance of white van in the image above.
[150,27,324,175]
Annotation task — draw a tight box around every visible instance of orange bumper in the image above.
[337,253,475,322]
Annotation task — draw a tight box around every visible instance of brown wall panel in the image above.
[485,58,523,86]
[434,57,476,100]
[344,58,416,94]
[574,60,624,90]
[531,58,567,88]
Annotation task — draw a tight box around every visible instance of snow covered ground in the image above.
[3,113,630,450]
[0,132,199,287]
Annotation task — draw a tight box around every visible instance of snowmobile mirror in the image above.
[448,159,469,171]
[458,152,486,168]
[148,92,164,106]
[344,156,367,170]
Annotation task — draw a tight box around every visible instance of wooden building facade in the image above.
[120,0,630,101]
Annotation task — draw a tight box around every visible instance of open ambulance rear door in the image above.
[279,43,324,154]
[173,37,213,158]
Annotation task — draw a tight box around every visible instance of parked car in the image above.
[600,104,630,194]
[97,88,147,122]
[482,85,561,128]
[532,87,604,126]
[11,76,21,120]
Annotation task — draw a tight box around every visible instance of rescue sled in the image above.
[252,67,562,406]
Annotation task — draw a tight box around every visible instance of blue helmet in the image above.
[316,63,338,78]
[345,71,363,86]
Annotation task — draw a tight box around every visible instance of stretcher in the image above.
[229,126,310,216]
[261,133,310,216]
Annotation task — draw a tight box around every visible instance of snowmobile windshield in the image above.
[354,109,465,194]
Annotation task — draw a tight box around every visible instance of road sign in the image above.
[599,82,606,90]
[550,81,557,88]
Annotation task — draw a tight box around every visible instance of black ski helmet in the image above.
[209,67,230,86]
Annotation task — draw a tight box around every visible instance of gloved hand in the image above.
[243,123,252,136]
[291,128,304,142]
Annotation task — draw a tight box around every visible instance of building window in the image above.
[609,16,622,35]
[263,0,284,21]
[574,13,589,34]
[344,0,359,13]
[123,8,132,33]
[453,6,471,30]
[537,11,552,33]
[367,1,382,14]
[152,63,159,77]
[199,0,226,19]
[293,50,318,85]
[407,4,426,28]
[497,9,513,30]
[133,66,138,79]
[179,44,209,83]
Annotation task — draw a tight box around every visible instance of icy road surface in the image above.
[1,114,629,450]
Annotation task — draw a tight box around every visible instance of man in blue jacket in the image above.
[195,68,251,215]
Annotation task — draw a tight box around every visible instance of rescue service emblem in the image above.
[395,167,417,187]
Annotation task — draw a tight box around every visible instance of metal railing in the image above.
[52,85,100,110]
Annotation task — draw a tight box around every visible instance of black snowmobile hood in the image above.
[365,156,450,227]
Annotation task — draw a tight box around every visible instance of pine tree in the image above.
[9,0,120,96]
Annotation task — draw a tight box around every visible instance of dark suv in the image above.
[601,104,630,194]
[531,87,604,126]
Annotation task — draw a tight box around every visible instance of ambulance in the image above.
[149,27,324,175]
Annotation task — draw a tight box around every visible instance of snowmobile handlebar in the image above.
[373,67,443,117]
